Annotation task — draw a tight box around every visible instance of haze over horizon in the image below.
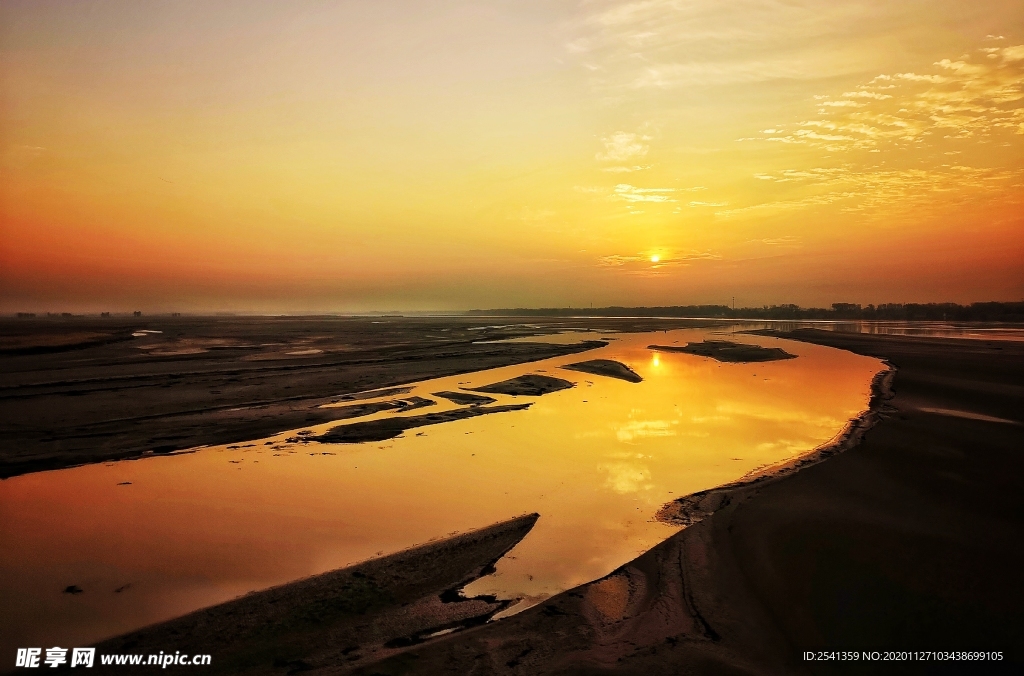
[2,0,1023,314]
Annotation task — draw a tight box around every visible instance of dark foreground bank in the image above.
[83,515,539,675]
[349,330,1023,675]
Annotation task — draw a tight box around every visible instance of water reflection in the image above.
[0,329,883,655]
[723,320,1024,342]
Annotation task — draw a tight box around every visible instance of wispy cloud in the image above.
[722,40,1024,220]
[565,0,889,92]
[599,250,721,273]
[614,183,676,202]
[602,164,650,173]
[596,131,650,162]
[751,44,1024,151]
[747,236,801,246]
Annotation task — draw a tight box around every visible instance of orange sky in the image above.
[2,1,1022,312]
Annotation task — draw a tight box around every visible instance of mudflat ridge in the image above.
[650,340,796,363]
[328,396,435,420]
[469,373,575,396]
[562,359,643,383]
[314,403,532,444]
[431,391,497,406]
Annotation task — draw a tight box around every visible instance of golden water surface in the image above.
[0,329,883,655]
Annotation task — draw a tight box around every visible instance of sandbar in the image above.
[649,339,796,363]
[314,403,532,443]
[561,359,642,383]
[432,391,497,406]
[469,374,574,396]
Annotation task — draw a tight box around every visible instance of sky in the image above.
[1,0,1022,313]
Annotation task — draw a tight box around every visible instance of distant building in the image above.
[101,312,110,317]
[16,312,36,318]
[133,311,142,317]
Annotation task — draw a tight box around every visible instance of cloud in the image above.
[1003,45,1024,61]
[614,183,676,202]
[842,91,892,100]
[599,250,721,270]
[596,131,649,162]
[602,165,650,173]
[748,236,801,246]
[565,0,886,92]
[743,43,1024,153]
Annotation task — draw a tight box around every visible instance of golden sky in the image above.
[1,0,1022,312]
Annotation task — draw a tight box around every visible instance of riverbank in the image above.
[352,330,1023,674]
[84,514,539,674]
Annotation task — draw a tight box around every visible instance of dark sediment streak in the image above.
[334,386,413,401]
[432,391,497,406]
[469,373,574,396]
[354,331,1024,675]
[650,340,796,363]
[315,403,531,443]
[93,514,540,675]
[561,359,643,383]
[328,396,435,420]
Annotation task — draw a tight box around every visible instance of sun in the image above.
[650,254,660,263]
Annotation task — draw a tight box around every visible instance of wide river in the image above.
[0,328,883,656]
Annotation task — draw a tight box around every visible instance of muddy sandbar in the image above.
[315,403,532,443]
[330,396,435,420]
[649,340,796,363]
[561,359,642,383]
[432,391,497,406]
[469,374,574,396]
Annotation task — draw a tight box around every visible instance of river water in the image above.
[0,328,883,655]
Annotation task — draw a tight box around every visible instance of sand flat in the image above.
[469,373,574,396]
[649,340,796,363]
[561,359,642,383]
[95,515,539,674]
[314,403,532,443]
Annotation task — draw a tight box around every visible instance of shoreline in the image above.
[656,359,895,528]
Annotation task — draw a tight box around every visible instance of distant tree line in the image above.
[467,302,1024,322]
